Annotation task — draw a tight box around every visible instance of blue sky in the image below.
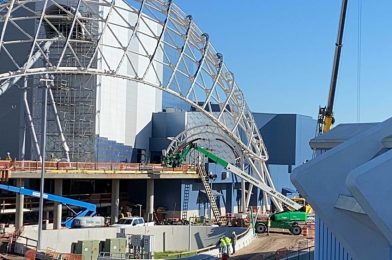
[175,0,392,124]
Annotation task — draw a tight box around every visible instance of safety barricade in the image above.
[302,223,315,239]
[0,161,11,182]
[0,169,10,182]
[45,247,61,259]
[24,249,37,260]
[60,253,83,260]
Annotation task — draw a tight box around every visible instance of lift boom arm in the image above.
[165,144,302,211]
[0,184,96,228]
[318,0,348,134]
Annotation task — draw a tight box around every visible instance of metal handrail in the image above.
[0,160,196,174]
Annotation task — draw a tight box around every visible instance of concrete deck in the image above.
[9,170,198,179]
[0,160,199,179]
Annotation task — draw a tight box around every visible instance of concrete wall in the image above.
[17,226,246,253]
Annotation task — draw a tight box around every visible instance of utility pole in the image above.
[37,78,52,250]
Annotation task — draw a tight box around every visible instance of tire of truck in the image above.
[255,223,267,233]
[290,225,302,235]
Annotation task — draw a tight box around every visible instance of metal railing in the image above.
[272,240,315,260]
[278,246,315,260]
[0,160,196,174]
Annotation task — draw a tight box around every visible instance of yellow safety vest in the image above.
[220,239,227,247]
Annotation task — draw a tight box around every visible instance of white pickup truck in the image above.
[111,217,154,227]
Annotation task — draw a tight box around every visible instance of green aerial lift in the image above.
[164,143,307,235]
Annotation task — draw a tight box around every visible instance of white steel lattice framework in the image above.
[0,0,282,210]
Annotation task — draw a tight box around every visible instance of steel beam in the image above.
[114,0,145,73]
[56,0,82,68]
[185,33,209,98]
[142,0,173,80]
[0,0,16,53]
[48,87,70,161]
[166,15,192,90]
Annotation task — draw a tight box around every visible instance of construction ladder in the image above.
[196,164,222,223]
[182,183,191,220]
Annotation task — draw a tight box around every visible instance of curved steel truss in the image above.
[166,124,241,164]
[0,0,281,210]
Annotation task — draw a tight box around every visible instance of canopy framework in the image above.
[0,0,281,211]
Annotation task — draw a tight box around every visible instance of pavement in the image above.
[230,232,313,260]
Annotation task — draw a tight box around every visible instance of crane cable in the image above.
[356,0,362,122]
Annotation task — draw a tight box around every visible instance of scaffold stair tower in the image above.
[197,164,223,224]
[182,183,191,220]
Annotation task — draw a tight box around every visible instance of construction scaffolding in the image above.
[29,1,98,161]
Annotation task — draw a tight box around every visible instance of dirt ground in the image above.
[230,231,314,260]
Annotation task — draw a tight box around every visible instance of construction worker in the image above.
[217,236,227,256]
[4,152,11,161]
[231,231,237,254]
[224,236,232,255]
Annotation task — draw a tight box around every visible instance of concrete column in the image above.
[241,179,246,213]
[53,179,63,229]
[111,179,120,224]
[146,179,154,222]
[15,178,24,230]
[226,183,233,214]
